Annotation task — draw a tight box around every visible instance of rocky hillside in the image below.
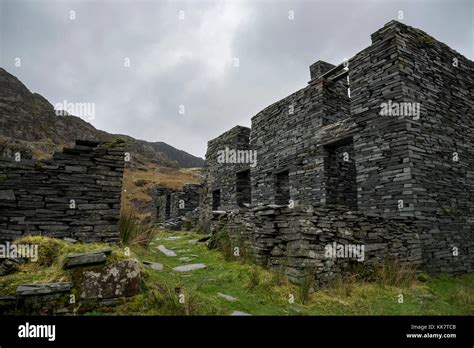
[148,141,205,168]
[0,67,204,167]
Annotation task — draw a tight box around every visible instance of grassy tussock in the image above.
[246,265,260,290]
[119,209,156,248]
[298,272,314,305]
[374,258,417,288]
[271,263,289,287]
[209,228,254,263]
[1,235,128,295]
[449,285,473,306]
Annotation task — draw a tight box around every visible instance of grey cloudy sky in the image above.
[1,0,472,158]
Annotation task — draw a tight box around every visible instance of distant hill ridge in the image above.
[0,67,204,168]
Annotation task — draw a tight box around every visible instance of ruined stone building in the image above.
[154,184,201,228]
[0,140,125,243]
[200,21,473,283]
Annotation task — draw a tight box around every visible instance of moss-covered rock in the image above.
[0,236,141,315]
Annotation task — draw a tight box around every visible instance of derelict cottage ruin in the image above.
[0,20,471,288]
[199,21,473,284]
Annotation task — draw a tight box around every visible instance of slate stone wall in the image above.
[170,184,201,218]
[0,140,125,243]
[349,21,416,217]
[200,21,473,275]
[324,141,357,208]
[396,23,474,274]
[204,126,251,211]
[211,205,422,286]
[348,21,474,273]
[154,187,175,222]
[249,75,350,207]
[155,184,200,222]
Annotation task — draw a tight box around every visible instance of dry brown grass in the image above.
[119,209,156,248]
[121,162,201,219]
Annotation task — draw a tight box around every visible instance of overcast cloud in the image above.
[1,0,472,158]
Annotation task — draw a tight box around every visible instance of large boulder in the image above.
[79,259,141,299]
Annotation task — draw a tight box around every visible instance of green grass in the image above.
[1,232,473,316]
[97,230,474,316]
[0,235,129,296]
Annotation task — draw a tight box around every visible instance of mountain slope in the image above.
[0,67,204,167]
[149,141,205,168]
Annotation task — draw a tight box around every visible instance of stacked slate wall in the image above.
[200,20,473,275]
[324,140,358,209]
[198,126,251,232]
[250,71,350,207]
[204,126,251,211]
[211,205,422,286]
[396,23,474,274]
[170,184,201,218]
[155,184,201,222]
[154,187,175,222]
[349,21,473,274]
[349,21,415,217]
[0,140,125,243]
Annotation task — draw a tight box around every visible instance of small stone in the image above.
[0,258,23,276]
[16,282,73,296]
[217,292,238,302]
[0,190,16,201]
[65,250,110,268]
[150,263,163,271]
[142,261,163,271]
[172,263,207,272]
[157,245,177,257]
[0,295,17,301]
[231,311,252,316]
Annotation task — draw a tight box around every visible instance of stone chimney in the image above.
[309,60,335,80]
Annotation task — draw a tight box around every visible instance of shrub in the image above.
[246,265,260,290]
[298,272,314,305]
[151,284,203,316]
[119,209,155,248]
[208,229,236,261]
[374,258,417,288]
[271,259,289,286]
[327,273,359,297]
[209,229,254,263]
[449,286,473,308]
